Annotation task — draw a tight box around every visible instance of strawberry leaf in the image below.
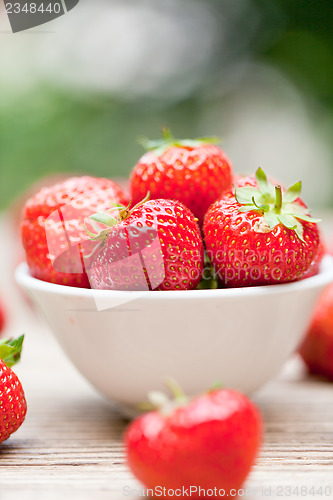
[293,214,322,223]
[235,187,261,205]
[277,214,298,230]
[90,213,117,227]
[139,129,221,156]
[236,168,320,242]
[256,167,270,197]
[264,212,280,229]
[293,218,305,243]
[238,205,257,213]
[0,335,24,368]
[277,215,305,242]
[283,181,302,203]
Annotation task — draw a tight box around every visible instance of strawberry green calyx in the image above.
[235,168,321,242]
[85,193,151,241]
[0,335,24,368]
[138,380,224,415]
[208,381,223,392]
[139,128,221,157]
[138,378,189,416]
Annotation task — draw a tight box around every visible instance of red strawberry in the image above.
[0,336,27,444]
[21,176,128,288]
[204,168,321,287]
[299,284,333,380]
[0,298,5,335]
[125,383,262,497]
[302,238,325,280]
[130,129,233,225]
[88,198,204,291]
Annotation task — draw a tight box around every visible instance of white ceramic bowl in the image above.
[16,258,333,414]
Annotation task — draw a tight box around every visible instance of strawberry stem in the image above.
[138,379,189,415]
[274,185,283,213]
[162,127,173,141]
[165,378,186,401]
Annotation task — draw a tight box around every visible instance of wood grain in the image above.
[1,213,333,500]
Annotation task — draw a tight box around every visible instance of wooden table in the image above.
[1,213,333,500]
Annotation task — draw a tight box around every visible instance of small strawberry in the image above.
[0,298,6,335]
[21,176,128,288]
[204,168,321,287]
[87,197,204,291]
[299,284,333,380]
[130,129,233,225]
[0,336,27,445]
[125,382,262,497]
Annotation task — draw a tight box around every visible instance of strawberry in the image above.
[0,336,27,445]
[21,176,128,288]
[204,168,321,287]
[299,284,333,380]
[87,198,204,291]
[130,129,233,225]
[125,382,262,497]
[301,238,325,280]
[0,298,5,334]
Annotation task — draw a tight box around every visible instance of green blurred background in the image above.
[0,0,332,209]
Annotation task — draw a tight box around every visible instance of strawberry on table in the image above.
[204,168,321,287]
[88,197,204,291]
[300,284,333,380]
[21,176,129,288]
[130,129,233,225]
[125,382,262,497]
[0,336,27,445]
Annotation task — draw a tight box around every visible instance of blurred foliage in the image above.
[1,0,333,208]
[0,88,202,207]
[256,0,333,102]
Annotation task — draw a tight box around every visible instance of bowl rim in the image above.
[15,256,333,301]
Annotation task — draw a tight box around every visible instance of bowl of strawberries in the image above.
[16,130,333,414]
